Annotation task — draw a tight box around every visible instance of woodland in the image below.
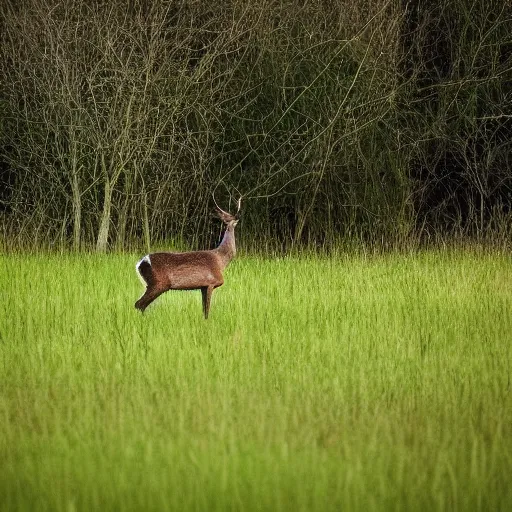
[1,0,511,251]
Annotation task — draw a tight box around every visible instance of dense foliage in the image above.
[1,0,511,251]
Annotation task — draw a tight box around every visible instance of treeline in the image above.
[1,0,511,251]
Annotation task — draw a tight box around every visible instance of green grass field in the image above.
[1,250,511,511]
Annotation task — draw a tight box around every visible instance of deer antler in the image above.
[212,188,230,216]
[212,187,242,221]
[211,193,234,225]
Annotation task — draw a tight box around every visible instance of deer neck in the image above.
[216,224,236,268]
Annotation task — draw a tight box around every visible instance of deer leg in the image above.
[135,286,165,313]
[201,286,214,319]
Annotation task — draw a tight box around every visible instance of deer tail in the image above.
[135,255,153,286]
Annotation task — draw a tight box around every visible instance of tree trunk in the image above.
[96,177,112,252]
[71,170,81,251]
[143,189,151,253]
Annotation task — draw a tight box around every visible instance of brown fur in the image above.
[135,213,238,318]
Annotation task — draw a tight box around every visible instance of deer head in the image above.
[214,197,241,226]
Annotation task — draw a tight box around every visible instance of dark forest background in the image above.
[1,0,511,252]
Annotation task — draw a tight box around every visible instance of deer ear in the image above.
[215,207,236,224]
[214,207,225,220]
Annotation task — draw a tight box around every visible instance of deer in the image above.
[134,199,240,319]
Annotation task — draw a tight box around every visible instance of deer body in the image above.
[135,209,238,318]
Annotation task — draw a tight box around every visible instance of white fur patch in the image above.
[135,254,151,285]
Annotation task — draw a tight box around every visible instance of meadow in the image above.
[0,250,511,511]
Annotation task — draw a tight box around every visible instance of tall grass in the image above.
[1,251,511,511]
